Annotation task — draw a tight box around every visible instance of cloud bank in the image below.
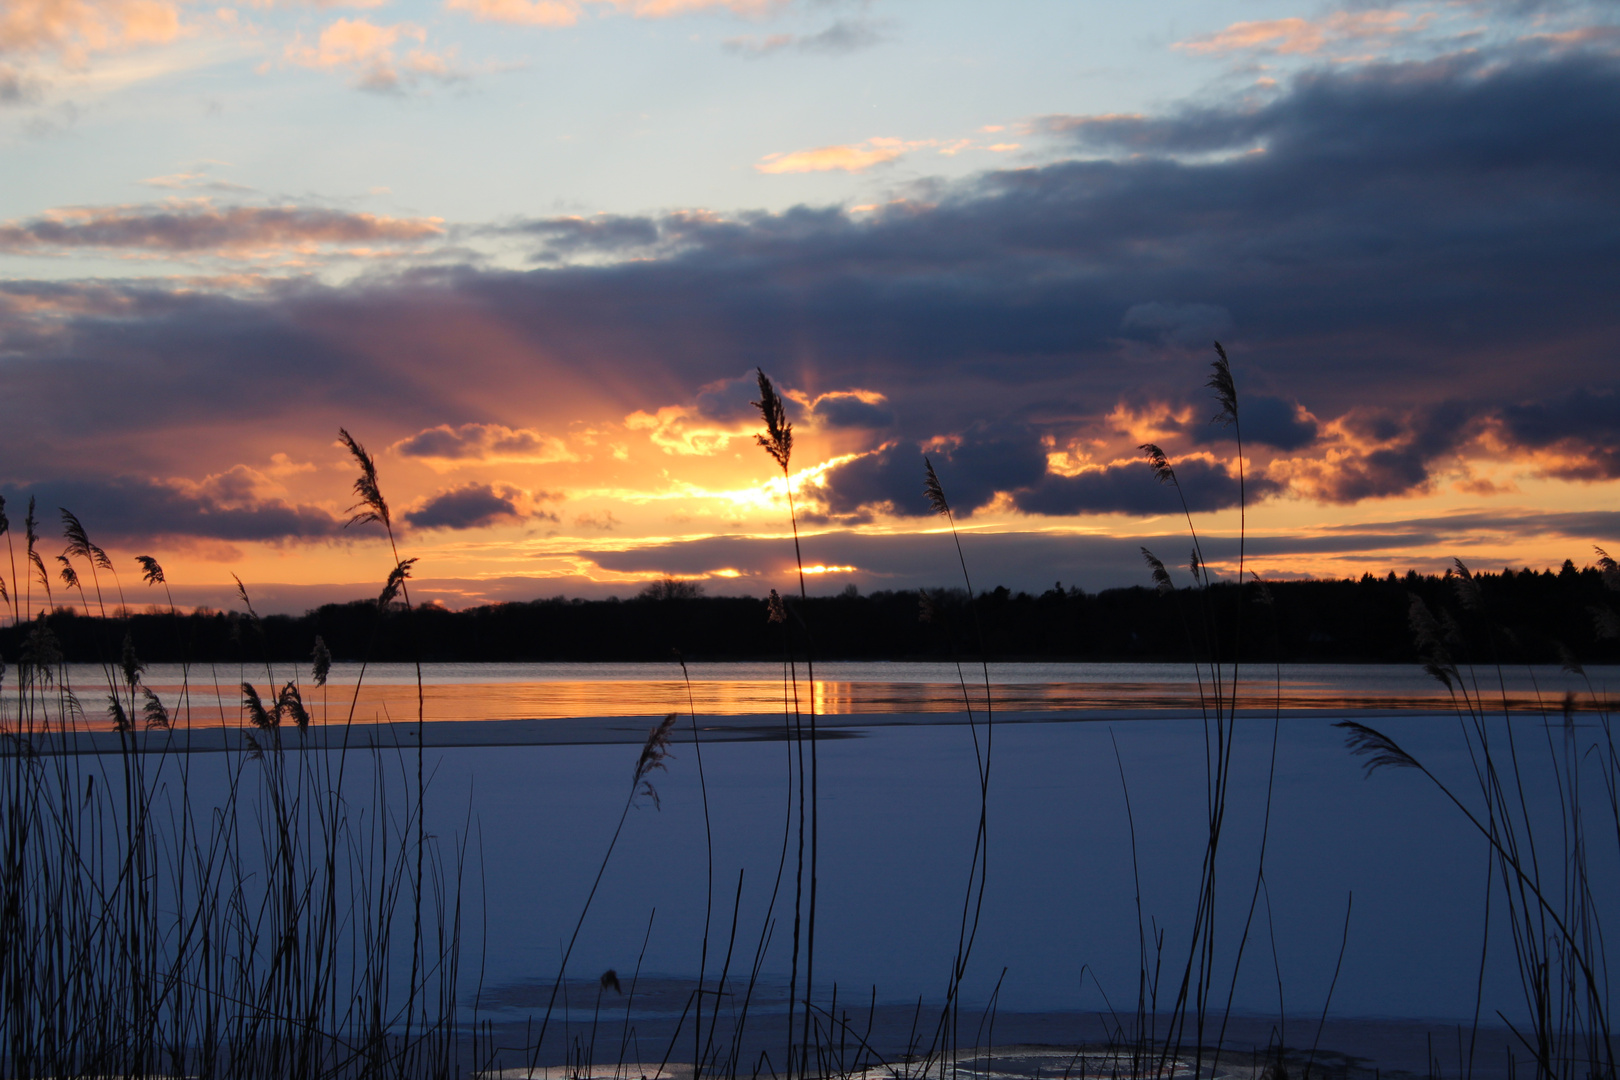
[3,41,1618,590]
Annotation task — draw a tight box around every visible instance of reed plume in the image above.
[1208,341,1238,427]
[242,682,276,730]
[379,557,418,609]
[55,555,79,593]
[312,635,333,685]
[1596,545,1619,589]
[752,368,792,472]
[0,495,12,626]
[277,681,310,730]
[923,457,951,516]
[1335,720,1421,776]
[1140,443,1177,486]
[340,427,391,529]
[1140,548,1173,595]
[140,686,169,730]
[60,508,111,571]
[106,693,131,732]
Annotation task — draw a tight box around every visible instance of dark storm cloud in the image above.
[1015,458,1273,517]
[1187,395,1318,451]
[693,373,770,425]
[0,477,341,544]
[403,484,525,530]
[498,214,661,260]
[1120,302,1233,347]
[810,393,895,430]
[1041,47,1620,170]
[1303,401,1484,503]
[2,45,1619,518]
[816,428,1049,517]
[1497,388,1620,478]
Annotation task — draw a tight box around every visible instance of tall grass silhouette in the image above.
[1337,558,1620,1080]
[752,367,822,1080]
[0,442,469,1079]
[1131,342,1287,1080]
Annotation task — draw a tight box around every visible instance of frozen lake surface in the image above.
[16,661,1620,1076]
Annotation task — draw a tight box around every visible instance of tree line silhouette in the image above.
[5,560,1618,667]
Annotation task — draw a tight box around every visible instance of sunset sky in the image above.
[2,0,1617,613]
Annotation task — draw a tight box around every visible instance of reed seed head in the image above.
[1140,443,1178,486]
[751,368,793,473]
[1336,719,1420,776]
[600,969,622,994]
[339,427,392,530]
[766,589,786,624]
[278,681,310,730]
[120,632,143,689]
[923,457,951,517]
[1597,545,1619,591]
[135,555,166,586]
[56,555,79,591]
[60,509,91,562]
[29,549,50,603]
[1249,570,1275,606]
[312,635,333,685]
[378,557,417,609]
[232,574,260,622]
[1140,547,1173,595]
[241,683,276,730]
[1207,341,1238,427]
[1449,558,1482,610]
[142,687,170,730]
[106,693,131,733]
[60,509,112,571]
[635,712,678,784]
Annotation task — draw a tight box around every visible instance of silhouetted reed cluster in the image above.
[0,443,469,1080]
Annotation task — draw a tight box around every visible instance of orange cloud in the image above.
[755,132,1025,174]
[0,0,183,67]
[284,17,454,90]
[1175,11,1417,57]
[444,0,782,26]
[245,0,390,9]
[757,137,918,174]
[443,0,578,26]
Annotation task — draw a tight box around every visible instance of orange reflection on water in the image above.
[123,678,1599,729]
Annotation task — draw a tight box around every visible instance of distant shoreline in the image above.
[5,563,1619,667]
